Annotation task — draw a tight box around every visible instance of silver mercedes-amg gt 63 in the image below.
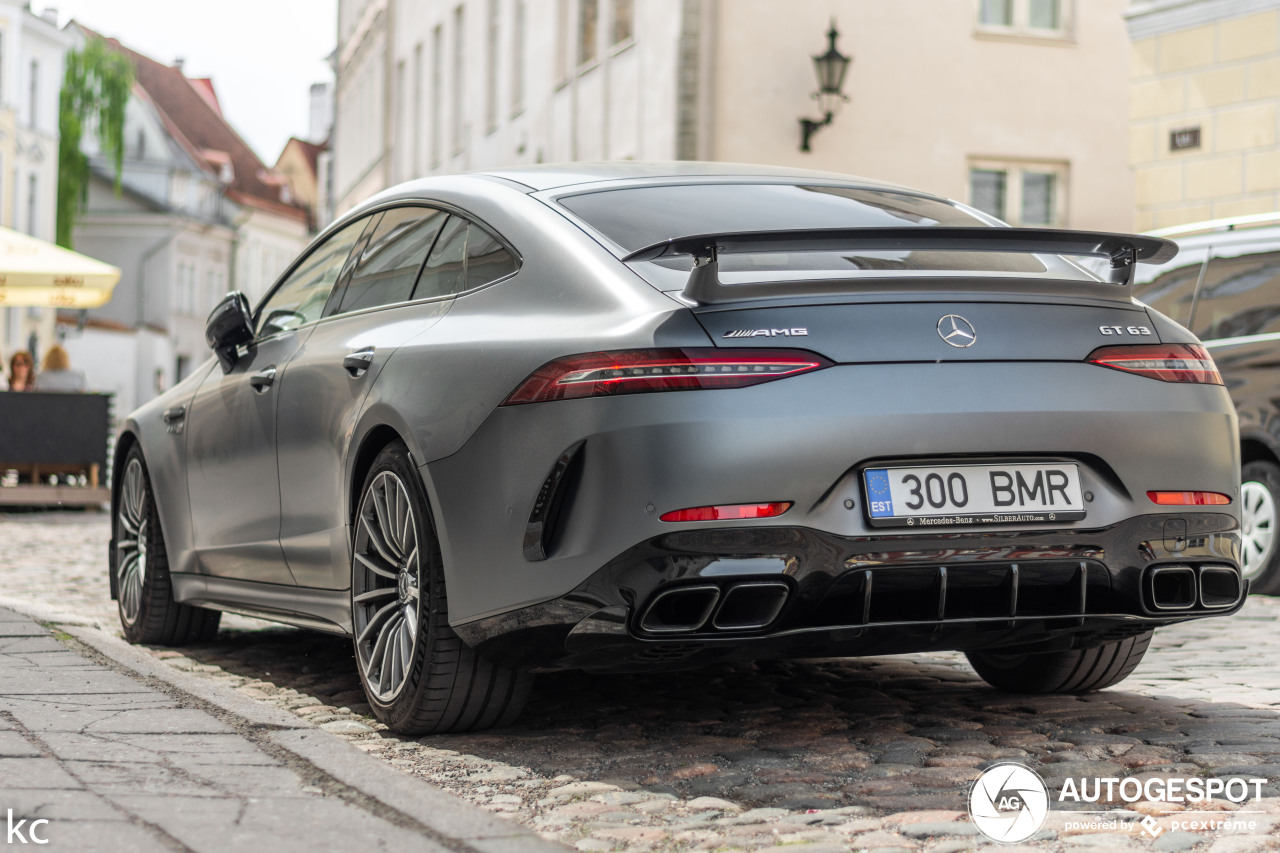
[110,163,1244,734]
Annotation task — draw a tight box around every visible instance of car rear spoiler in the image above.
[620,227,1179,305]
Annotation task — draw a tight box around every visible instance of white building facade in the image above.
[0,1,70,365]
[334,0,1134,233]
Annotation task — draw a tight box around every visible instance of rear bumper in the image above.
[428,361,1239,626]
[452,512,1244,672]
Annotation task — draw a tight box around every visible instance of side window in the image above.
[467,225,519,289]
[1131,247,1207,328]
[336,207,448,314]
[256,217,367,336]
[413,215,518,300]
[1192,240,1280,341]
[414,215,468,299]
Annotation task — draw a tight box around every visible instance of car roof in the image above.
[473,160,912,193]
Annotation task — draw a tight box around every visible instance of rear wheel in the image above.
[1240,460,1280,595]
[351,441,532,733]
[115,448,221,645]
[966,631,1153,694]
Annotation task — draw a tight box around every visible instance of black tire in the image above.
[350,441,532,734]
[966,631,1153,694]
[1240,460,1280,595]
[115,447,222,645]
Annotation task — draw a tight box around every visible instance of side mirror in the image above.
[205,291,253,372]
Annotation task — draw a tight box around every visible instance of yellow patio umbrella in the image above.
[0,227,120,309]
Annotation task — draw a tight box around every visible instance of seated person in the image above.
[33,345,86,392]
[6,350,34,391]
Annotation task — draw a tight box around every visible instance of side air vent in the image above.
[523,440,585,561]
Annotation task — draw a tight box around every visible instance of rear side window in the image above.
[337,207,448,314]
[413,215,518,300]
[1193,239,1280,341]
[1132,248,1208,328]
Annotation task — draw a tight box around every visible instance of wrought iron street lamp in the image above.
[798,21,851,153]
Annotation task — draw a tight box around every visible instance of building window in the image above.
[413,42,423,174]
[555,0,570,83]
[978,0,1066,35]
[451,6,464,154]
[578,0,599,66]
[25,172,36,236]
[431,25,443,167]
[485,0,499,131]
[612,0,633,45]
[968,161,1067,226]
[512,0,526,114]
[27,59,37,127]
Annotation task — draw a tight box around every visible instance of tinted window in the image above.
[415,215,467,299]
[1192,240,1280,340]
[413,216,518,300]
[337,207,448,314]
[1132,248,1208,327]
[558,183,1090,280]
[466,226,519,289]
[257,217,368,336]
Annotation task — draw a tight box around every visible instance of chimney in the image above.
[40,8,58,23]
[173,57,185,73]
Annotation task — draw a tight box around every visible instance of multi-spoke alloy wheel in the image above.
[116,457,149,627]
[352,470,422,703]
[1240,460,1280,595]
[113,447,221,645]
[349,441,533,733]
[1241,480,1275,580]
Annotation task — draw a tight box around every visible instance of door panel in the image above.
[185,330,311,584]
[276,303,451,589]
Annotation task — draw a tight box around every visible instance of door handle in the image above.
[343,348,376,376]
[162,405,186,424]
[249,366,277,391]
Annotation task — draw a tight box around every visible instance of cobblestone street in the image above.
[3,511,1279,853]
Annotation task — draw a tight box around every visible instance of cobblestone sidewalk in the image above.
[3,512,1279,853]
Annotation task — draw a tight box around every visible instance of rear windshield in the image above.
[558,184,1099,286]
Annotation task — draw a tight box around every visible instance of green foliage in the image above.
[57,38,133,249]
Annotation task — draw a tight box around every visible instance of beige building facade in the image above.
[1129,0,1280,231]
[334,0,1135,233]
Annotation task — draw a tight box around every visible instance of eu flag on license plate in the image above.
[865,469,893,517]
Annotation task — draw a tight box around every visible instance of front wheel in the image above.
[115,447,221,645]
[350,441,532,734]
[1241,460,1280,595]
[966,631,1153,694]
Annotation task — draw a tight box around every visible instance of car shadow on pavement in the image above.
[169,625,1280,812]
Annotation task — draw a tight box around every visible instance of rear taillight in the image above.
[501,348,831,405]
[1086,343,1222,385]
[1147,491,1231,506]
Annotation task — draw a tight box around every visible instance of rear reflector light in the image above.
[660,502,793,522]
[1087,343,1222,385]
[502,348,830,405]
[1147,491,1231,506]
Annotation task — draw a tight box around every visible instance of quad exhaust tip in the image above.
[1198,565,1242,609]
[638,581,791,634]
[639,585,721,634]
[1146,564,1243,611]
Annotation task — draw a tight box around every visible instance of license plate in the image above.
[863,463,1086,528]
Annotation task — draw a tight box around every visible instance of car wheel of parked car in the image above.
[966,631,1153,694]
[1240,460,1280,595]
[351,441,532,734]
[115,448,221,645]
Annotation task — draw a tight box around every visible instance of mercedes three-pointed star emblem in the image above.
[937,314,977,348]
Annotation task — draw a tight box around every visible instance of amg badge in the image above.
[723,328,809,338]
